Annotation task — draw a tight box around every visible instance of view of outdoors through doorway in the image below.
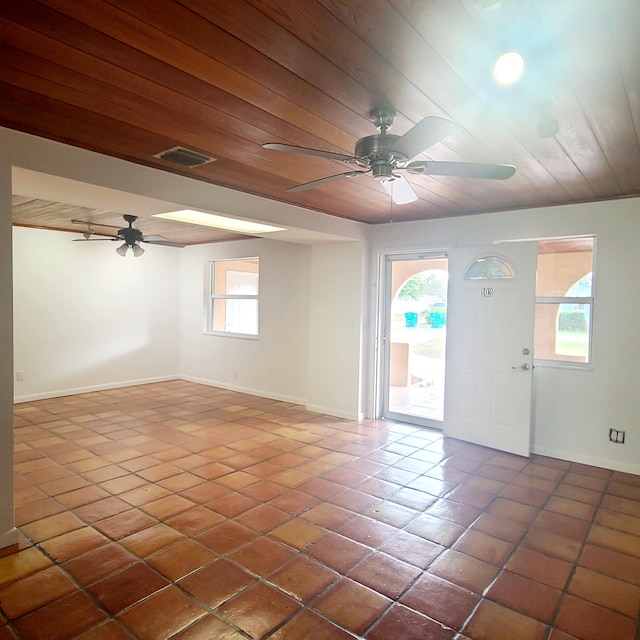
[386,255,448,425]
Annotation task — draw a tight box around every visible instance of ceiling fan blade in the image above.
[71,219,122,230]
[263,143,357,163]
[406,161,516,180]
[288,170,369,193]
[390,116,459,160]
[142,238,186,248]
[380,174,418,204]
[72,237,117,242]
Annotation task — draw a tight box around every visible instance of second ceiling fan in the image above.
[73,214,185,257]
[264,108,516,204]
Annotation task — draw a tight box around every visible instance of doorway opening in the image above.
[382,254,448,426]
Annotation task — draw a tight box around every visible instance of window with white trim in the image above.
[534,237,594,365]
[205,258,259,336]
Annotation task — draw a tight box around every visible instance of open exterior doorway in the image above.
[381,253,448,427]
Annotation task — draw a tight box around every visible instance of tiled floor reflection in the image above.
[388,384,444,422]
[3,380,639,639]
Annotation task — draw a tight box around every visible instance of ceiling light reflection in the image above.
[493,51,525,85]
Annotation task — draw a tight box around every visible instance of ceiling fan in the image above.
[263,108,516,204]
[72,214,185,257]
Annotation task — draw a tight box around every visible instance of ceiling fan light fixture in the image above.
[493,51,525,85]
[132,244,145,257]
[381,175,418,204]
[116,243,129,257]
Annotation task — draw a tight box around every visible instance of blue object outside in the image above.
[430,311,446,328]
[404,312,418,327]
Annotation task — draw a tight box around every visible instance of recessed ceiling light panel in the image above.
[153,210,286,234]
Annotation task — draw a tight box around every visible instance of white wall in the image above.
[307,242,368,419]
[13,227,180,401]
[179,238,312,405]
[369,198,640,474]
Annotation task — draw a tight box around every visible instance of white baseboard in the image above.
[13,375,178,403]
[0,527,18,550]
[305,404,362,421]
[533,445,640,475]
[179,375,307,407]
[181,376,363,421]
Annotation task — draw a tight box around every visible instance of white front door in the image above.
[444,242,538,456]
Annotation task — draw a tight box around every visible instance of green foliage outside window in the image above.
[558,311,588,332]
[398,272,447,301]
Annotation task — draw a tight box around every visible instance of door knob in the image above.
[512,363,530,371]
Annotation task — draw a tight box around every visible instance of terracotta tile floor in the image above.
[2,380,640,640]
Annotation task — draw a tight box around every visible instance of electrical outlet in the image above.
[609,428,626,444]
[16,371,24,382]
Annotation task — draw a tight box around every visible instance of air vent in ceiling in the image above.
[154,146,217,168]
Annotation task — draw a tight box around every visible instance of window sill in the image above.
[533,359,593,372]
[203,331,259,340]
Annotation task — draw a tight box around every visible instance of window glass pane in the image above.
[212,299,258,335]
[535,302,591,363]
[534,302,559,360]
[465,255,515,280]
[212,298,227,332]
[537,238,593,297]
[226,270,258,295]
[534,236,593,365]
[207,257,259,336]
[213,259,259,295]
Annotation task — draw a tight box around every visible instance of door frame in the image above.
[374,249,449,428]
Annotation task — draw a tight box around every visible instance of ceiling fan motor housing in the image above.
[355,134,408,181]
[118,214,143,246]
[118,226,143,246]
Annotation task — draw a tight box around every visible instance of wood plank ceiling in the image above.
[2,0,639,243]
